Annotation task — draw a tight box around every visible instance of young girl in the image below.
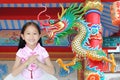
[4,22,58,80]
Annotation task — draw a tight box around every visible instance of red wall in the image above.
[0,0,116,3]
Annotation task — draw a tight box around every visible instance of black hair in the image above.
[18,22,42,50]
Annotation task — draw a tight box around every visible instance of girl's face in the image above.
[21,25,40,49]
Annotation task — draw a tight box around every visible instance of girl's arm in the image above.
[36,57,55,75]
[11,56,28,76]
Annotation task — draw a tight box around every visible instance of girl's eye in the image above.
[27,33,30,35]
[34,33,37,35]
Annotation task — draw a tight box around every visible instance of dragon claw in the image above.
[110,54,116,72]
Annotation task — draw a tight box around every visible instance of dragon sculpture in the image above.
[38,2,116,80]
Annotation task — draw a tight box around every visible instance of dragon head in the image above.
[38,4,85,44]
[44,20,66,39]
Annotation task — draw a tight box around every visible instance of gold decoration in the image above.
[84,0,103,12]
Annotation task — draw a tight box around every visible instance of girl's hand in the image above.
[26,55,39,65]
[34,59,41,65]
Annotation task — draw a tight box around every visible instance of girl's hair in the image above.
[18,22,42,50]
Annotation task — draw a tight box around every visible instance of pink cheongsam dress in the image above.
[4,43,58,80]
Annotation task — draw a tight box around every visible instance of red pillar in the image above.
[85,9,107,71]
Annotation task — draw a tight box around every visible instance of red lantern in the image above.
[110,1,120,26]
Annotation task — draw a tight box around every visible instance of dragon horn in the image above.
[58,4,67,19]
